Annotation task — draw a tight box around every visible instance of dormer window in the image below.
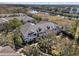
[37,27,42,32]
[47,25,50,29]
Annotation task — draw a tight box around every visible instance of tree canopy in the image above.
[8,18,22,30]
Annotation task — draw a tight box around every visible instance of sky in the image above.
[0,0,78,6]
[0,0,79,2]
[0,0,79,4]
[0,2,79,5]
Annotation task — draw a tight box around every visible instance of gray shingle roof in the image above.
[20,21,61,42]
[0,13,34,24]
[20,23,35,41]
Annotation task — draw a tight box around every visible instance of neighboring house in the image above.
[0,13,35,31]
[0,46,21,56]
[20,21,61,43]
[21,15,35,24]
[0,13,34,23]
[76,8,79,14]
[0,13,25,18]
[69,8,79,14]
[0,18,8,31]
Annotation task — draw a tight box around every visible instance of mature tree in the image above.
[69,20,79,44]
[32,15,42,22]
[7,18,22,30]
[75,20,79,44]
[14,29,23,48]
[14,35,23,47]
